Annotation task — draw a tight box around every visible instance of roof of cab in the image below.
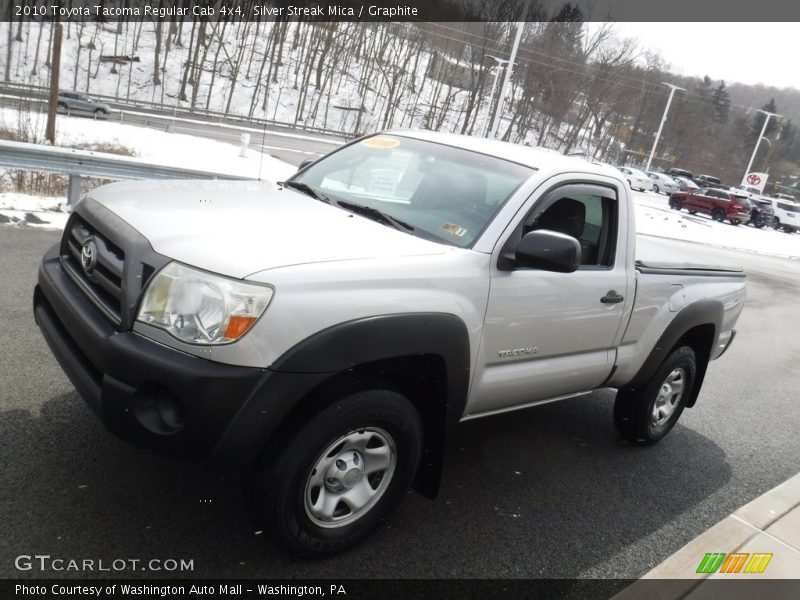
[385,130,622,181]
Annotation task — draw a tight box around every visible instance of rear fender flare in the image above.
[624,300,722,407]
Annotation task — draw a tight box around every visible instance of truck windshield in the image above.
[291,135,534,248]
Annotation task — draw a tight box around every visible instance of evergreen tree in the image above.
[711,81,730,124]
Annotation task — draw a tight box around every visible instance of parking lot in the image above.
[1,224,799,579]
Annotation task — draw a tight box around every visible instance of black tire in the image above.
[688,210,698,215]
[94,108,106,115]
[251,388,422,556]
[754,222,765,229]
[784,225,794,234]
[653,185,660,194]
[730,219,740,226]
[669,197,682,211]
[614,346,696,444]
[712,209,725,223]
[57,102,67,110]
[773,218,781,229]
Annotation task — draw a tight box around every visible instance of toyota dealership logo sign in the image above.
[741,172,768,193]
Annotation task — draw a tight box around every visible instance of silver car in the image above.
[646,171,680,195]
[57,91,112,116]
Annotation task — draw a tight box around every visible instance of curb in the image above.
[614,472,800,598]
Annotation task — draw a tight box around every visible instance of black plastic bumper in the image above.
[34,245,328,467]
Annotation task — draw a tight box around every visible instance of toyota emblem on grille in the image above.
[81,240,98,274]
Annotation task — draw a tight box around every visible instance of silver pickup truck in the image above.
[33,131,746,556]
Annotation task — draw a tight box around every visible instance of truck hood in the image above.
[88,179,449,279]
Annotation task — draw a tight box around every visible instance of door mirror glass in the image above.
[515,230,581,273]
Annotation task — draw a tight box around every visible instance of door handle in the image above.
[601,291,624,304]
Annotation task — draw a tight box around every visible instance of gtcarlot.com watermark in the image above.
[14,554,194,573]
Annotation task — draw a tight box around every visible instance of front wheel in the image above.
[653,185,660,194]
[614,346,696,444]
[669,197,682,210]
[251,388,422,556]
[730,219,740,226]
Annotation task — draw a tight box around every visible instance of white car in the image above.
[769,198,800,233]
[674,176,699,192]
[647,171,680,195]
[616,166,654,192]
[731,185,762,199]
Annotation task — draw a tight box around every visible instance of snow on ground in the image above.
[0,106,297,228]
[0,192,70,229]
[632,191,800,260]
[0,107,297,181]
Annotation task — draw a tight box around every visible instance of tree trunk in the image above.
[153,9,163,86]
[178,20,196,102]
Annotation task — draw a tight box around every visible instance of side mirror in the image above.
[515,230,581,273]
[297,159,315,171]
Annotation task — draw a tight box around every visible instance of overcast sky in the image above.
[595,23,800,91]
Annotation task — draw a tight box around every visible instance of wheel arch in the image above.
[623,300,722,408]
[212,313,471,498]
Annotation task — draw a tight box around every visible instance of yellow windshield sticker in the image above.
[441,223,467,237]
[360,136,400,149]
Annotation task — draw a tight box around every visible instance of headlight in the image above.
[137,262,274,345]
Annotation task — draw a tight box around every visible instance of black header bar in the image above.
[2,0,800,22]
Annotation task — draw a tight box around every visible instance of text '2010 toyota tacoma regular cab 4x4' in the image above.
[34,131,746,555]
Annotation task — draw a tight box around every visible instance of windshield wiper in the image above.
[277,180,331,204]
[336,200,415,232]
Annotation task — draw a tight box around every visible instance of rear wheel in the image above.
[614,346,696,444]
[784,225,795,234]
[712,209,725,222]
[688,210,698,215]
[250,388,422,556]
[730,219,740,226]
[773,218,781,229]
[653,185,660,194]
[94,108,106,116]
[669,197,682,211]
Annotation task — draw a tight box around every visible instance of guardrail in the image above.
[0,82,352,140]
[0,139,255,206]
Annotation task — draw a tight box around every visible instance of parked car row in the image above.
[614,165,709,196]
[668,187,799,232]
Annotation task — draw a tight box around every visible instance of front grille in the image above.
[61,214,125,325]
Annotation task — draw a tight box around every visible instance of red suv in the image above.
[668,187,751,225]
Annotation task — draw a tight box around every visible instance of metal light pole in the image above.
[490,0,530,139]
[744,110,782,179]
[644,83,685,172]
[483,56,510,137]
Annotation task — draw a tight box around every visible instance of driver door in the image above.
[466,182,632,417]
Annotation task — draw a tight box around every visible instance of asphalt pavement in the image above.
[2,226,800,579]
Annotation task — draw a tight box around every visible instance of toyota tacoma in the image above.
[34,131,746,555]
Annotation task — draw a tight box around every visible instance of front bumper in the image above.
[34,244,326,467]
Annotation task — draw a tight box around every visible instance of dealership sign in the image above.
[742,172,769,192]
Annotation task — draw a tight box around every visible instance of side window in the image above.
[523,191,617,267]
